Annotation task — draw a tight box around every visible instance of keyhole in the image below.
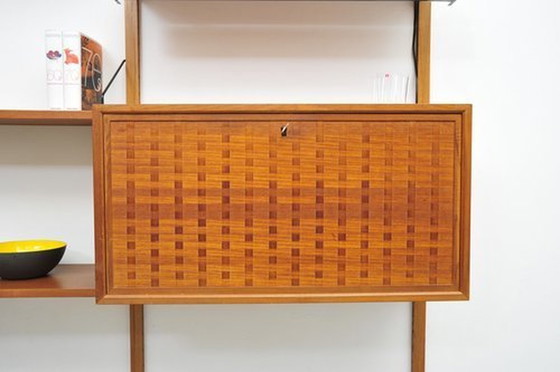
[281,123,290,137]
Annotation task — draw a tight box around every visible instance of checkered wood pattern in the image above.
[105,117,457,292]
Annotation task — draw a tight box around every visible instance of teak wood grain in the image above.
[0,264,95,298]
[0,110,92,126]
[129,304,144,372]
[125,0,141,105]
[417,1,431,105]
[412,301,427,372]
[93,104,471,304]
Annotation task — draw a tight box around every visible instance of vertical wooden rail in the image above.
[130,304,145,372]
[125,1,144,372]
[417,1,431,105]
[413,2,431,372]
[412,301,427,372]
[126,0,141,105]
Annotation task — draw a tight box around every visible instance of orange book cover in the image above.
[80,35,102,110]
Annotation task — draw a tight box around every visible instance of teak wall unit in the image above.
[119,2,462,372]
[0,2,471,372]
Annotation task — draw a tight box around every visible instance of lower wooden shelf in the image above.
[0,264,95,298]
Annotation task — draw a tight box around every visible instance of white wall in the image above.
[0,1,128,372]
[2,0,560,371]
[140,1,415,103]
[429,0,560,371]
[0,0,126,259]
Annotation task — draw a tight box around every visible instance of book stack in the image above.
[45,31,102,110]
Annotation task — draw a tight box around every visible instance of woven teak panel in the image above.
[94,105,471,303]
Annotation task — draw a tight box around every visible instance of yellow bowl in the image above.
[0,240,66,253]
[0,240,66,280]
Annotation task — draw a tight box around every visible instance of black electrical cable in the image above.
[412,1,420,100]
[101,59,126,104]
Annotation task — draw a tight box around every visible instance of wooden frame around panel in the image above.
[93,104,471,305]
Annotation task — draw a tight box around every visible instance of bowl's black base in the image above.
[0,247,66,280]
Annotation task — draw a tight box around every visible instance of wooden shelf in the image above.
[0,110,92,126]
[0,264,95,298]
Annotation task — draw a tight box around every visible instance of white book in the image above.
[45,30,64,110]
[62,31,82,110]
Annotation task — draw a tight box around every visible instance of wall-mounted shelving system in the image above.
[0,2,470,372]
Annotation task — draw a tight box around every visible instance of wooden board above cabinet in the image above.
[93,104,471,304]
